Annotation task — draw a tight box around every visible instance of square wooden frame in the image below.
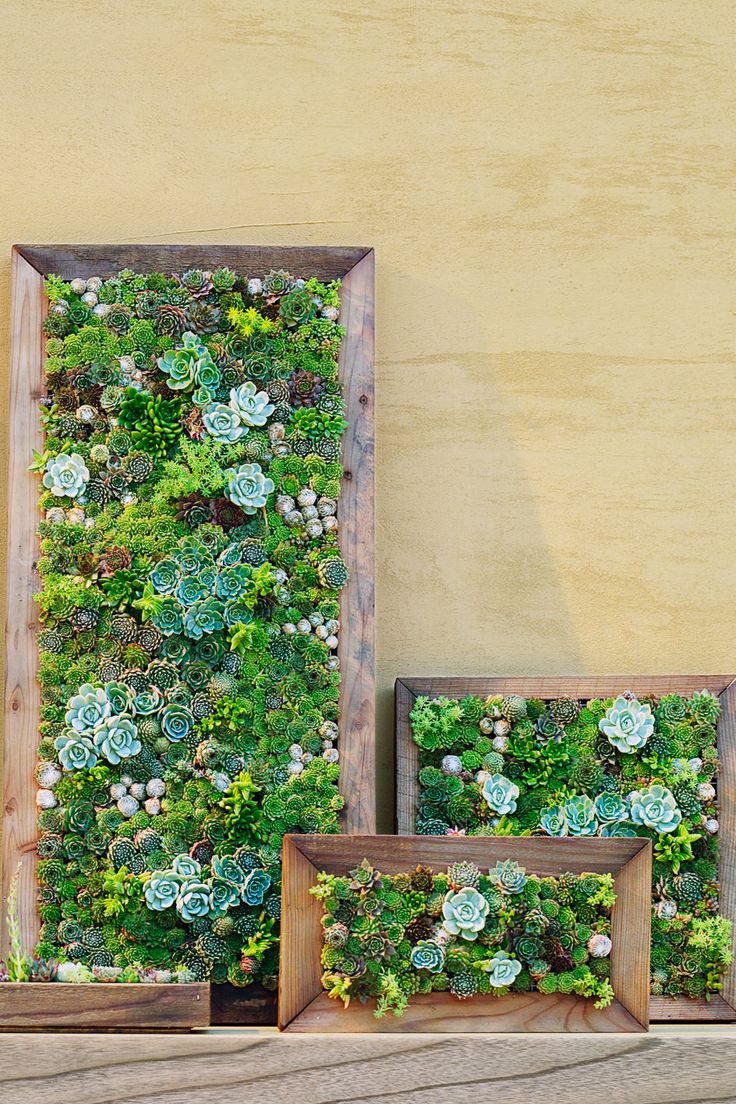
[279,833,651,1032]
[3,244,376,1027]
[395,675,736,1023]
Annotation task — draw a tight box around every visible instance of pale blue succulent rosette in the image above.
[484,950,523,988]
[409,939,446,973]
[488,858,527,894]
[599,693,654,754]
[54,731,98,771]
[481,773,519,816]
[65,683,110,733]
[42,452,89,499]
[176,879,212,921]
[441,886,490,940]
[144,870,182,911]
[229,381,274,427]
[629,783,682,833]
[564,793,598,836]
[540,803,568,836]
[92,714,141,765]
[225,462,275,513]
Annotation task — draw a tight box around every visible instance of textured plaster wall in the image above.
[1,1,734,831]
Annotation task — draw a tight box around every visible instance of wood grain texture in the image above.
[278,836,324,1029]
[15,245,370,282]
[4,244,375,1025]
[2,251,45,959]
[279,834,650,1032]
[395,676,735,1023]
[337,250,376,833]
[0,983,209,1029]
[2,1032,736,1104]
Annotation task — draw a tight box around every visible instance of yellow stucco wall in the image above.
[1,1,734,830]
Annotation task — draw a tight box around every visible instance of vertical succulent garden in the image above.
[410,691,733,1000]
[32,265,349,986]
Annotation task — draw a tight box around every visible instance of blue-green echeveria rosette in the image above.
[594,792,629,824]
[65,684,110,734]
[410,940,445,973]
[211,855,247,887]
[172,854,201,878]
[229,382,274,427]
[540,803,568,836]
[442,886,490,940]
[629,784,682,833]
[105,681,131,715]
[484,950,523,988]
[242,868,271,905]
[183,598,225,639]
[54,732,98,771]
[144,870,182,911]
[43,452,89,498]
[176,880,212,921]
[150,558,180,595]
[158,332,219,393]
[177,575,209,606]
[92,714,141,764]
[203,403,246,443]
[225,462,274,513]
[481,774,519,816]
[150,596,184,636]
[210,879,242,914]
[565,794,598,836]
[161,704,194,742]
[599,694,654,754]
[488,859,527,894]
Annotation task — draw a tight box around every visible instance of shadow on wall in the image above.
[374,267,585,832]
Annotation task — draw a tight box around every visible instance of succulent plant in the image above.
[65,683,110,734]
[539,803,568,836]
[535,711,564,744]
[441,886,489,940]
[588,933,612,958]
[410,939,445,973]
[484,950,522,988]
[183,598,225,639]
[500,694,527,723]
[42,452,89,498]
[242,868,271,906]
[54,731,98,771]
[158,331,219,393]
[225,462,274,513]
[599,694,654,754]
[629,784,682,834]
[160,704,194,742]
[144,870,182,911]
[176,879,212,921]
[564,794,598,836]
[92,714,141,764]
[317,557,349,590]
[202,402,247,443]
[488,859,527,894]
[229,382,274,427]
[548,696,581,726]
[447,860,481,889]
[481,774,519,816]
[593,792,628,824]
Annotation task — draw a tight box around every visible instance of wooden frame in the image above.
[3,244,375,1027]
[0,983,209,1030]
[395,675,736,1023]
[279,834,651,1032]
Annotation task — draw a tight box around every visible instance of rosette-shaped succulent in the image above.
[210,879,242,914]
[173,854,201,878]
[629,784,682,833]
[488,859,527,895]
[177,879,212,921]
[535,711,564,744]
[318,557,349,591]
[481,773,519,816]
[500,694,527,722]
[587,933,612,958]
[43,452,89,498]
[54,732,98,771]
[211,855,246,887]
[564,794,597,836]
[229,382,274,428]
[150,596,184,636]
[203,403,246,443]
[161,704,194,742]
[441,886,490,940]
[144,870,182,911]
[150,558,180,595]
[158,332,218,392]
[599,694,654,754]
[548,696,581,726]
[484,950,522,988]
[448,860,481,889]
[183,598,225,639]
[594,792,628,824]
[65,684,110,734]
[225,462,274,513]
[242,868,271,906]
[409,939,445,973]
[92,714,141,764]
[540,804,568,836]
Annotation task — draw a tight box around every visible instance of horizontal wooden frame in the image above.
[279,833,651,1032]
[396,675,736,1024]
[3,244,376,1027]
[0,982,209,1030]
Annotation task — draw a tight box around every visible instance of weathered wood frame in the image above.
[395,675,736,1023]
[3,244,375,1026]
[0,983,209,1030]
[279,833,651,1032]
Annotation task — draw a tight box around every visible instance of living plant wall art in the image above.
[3,246,374,1012]
[401,683,733,1012]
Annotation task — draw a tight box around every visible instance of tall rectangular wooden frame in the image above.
[279,833,651,1032]
[3,244,375,1025]
[395,675,736,1023]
